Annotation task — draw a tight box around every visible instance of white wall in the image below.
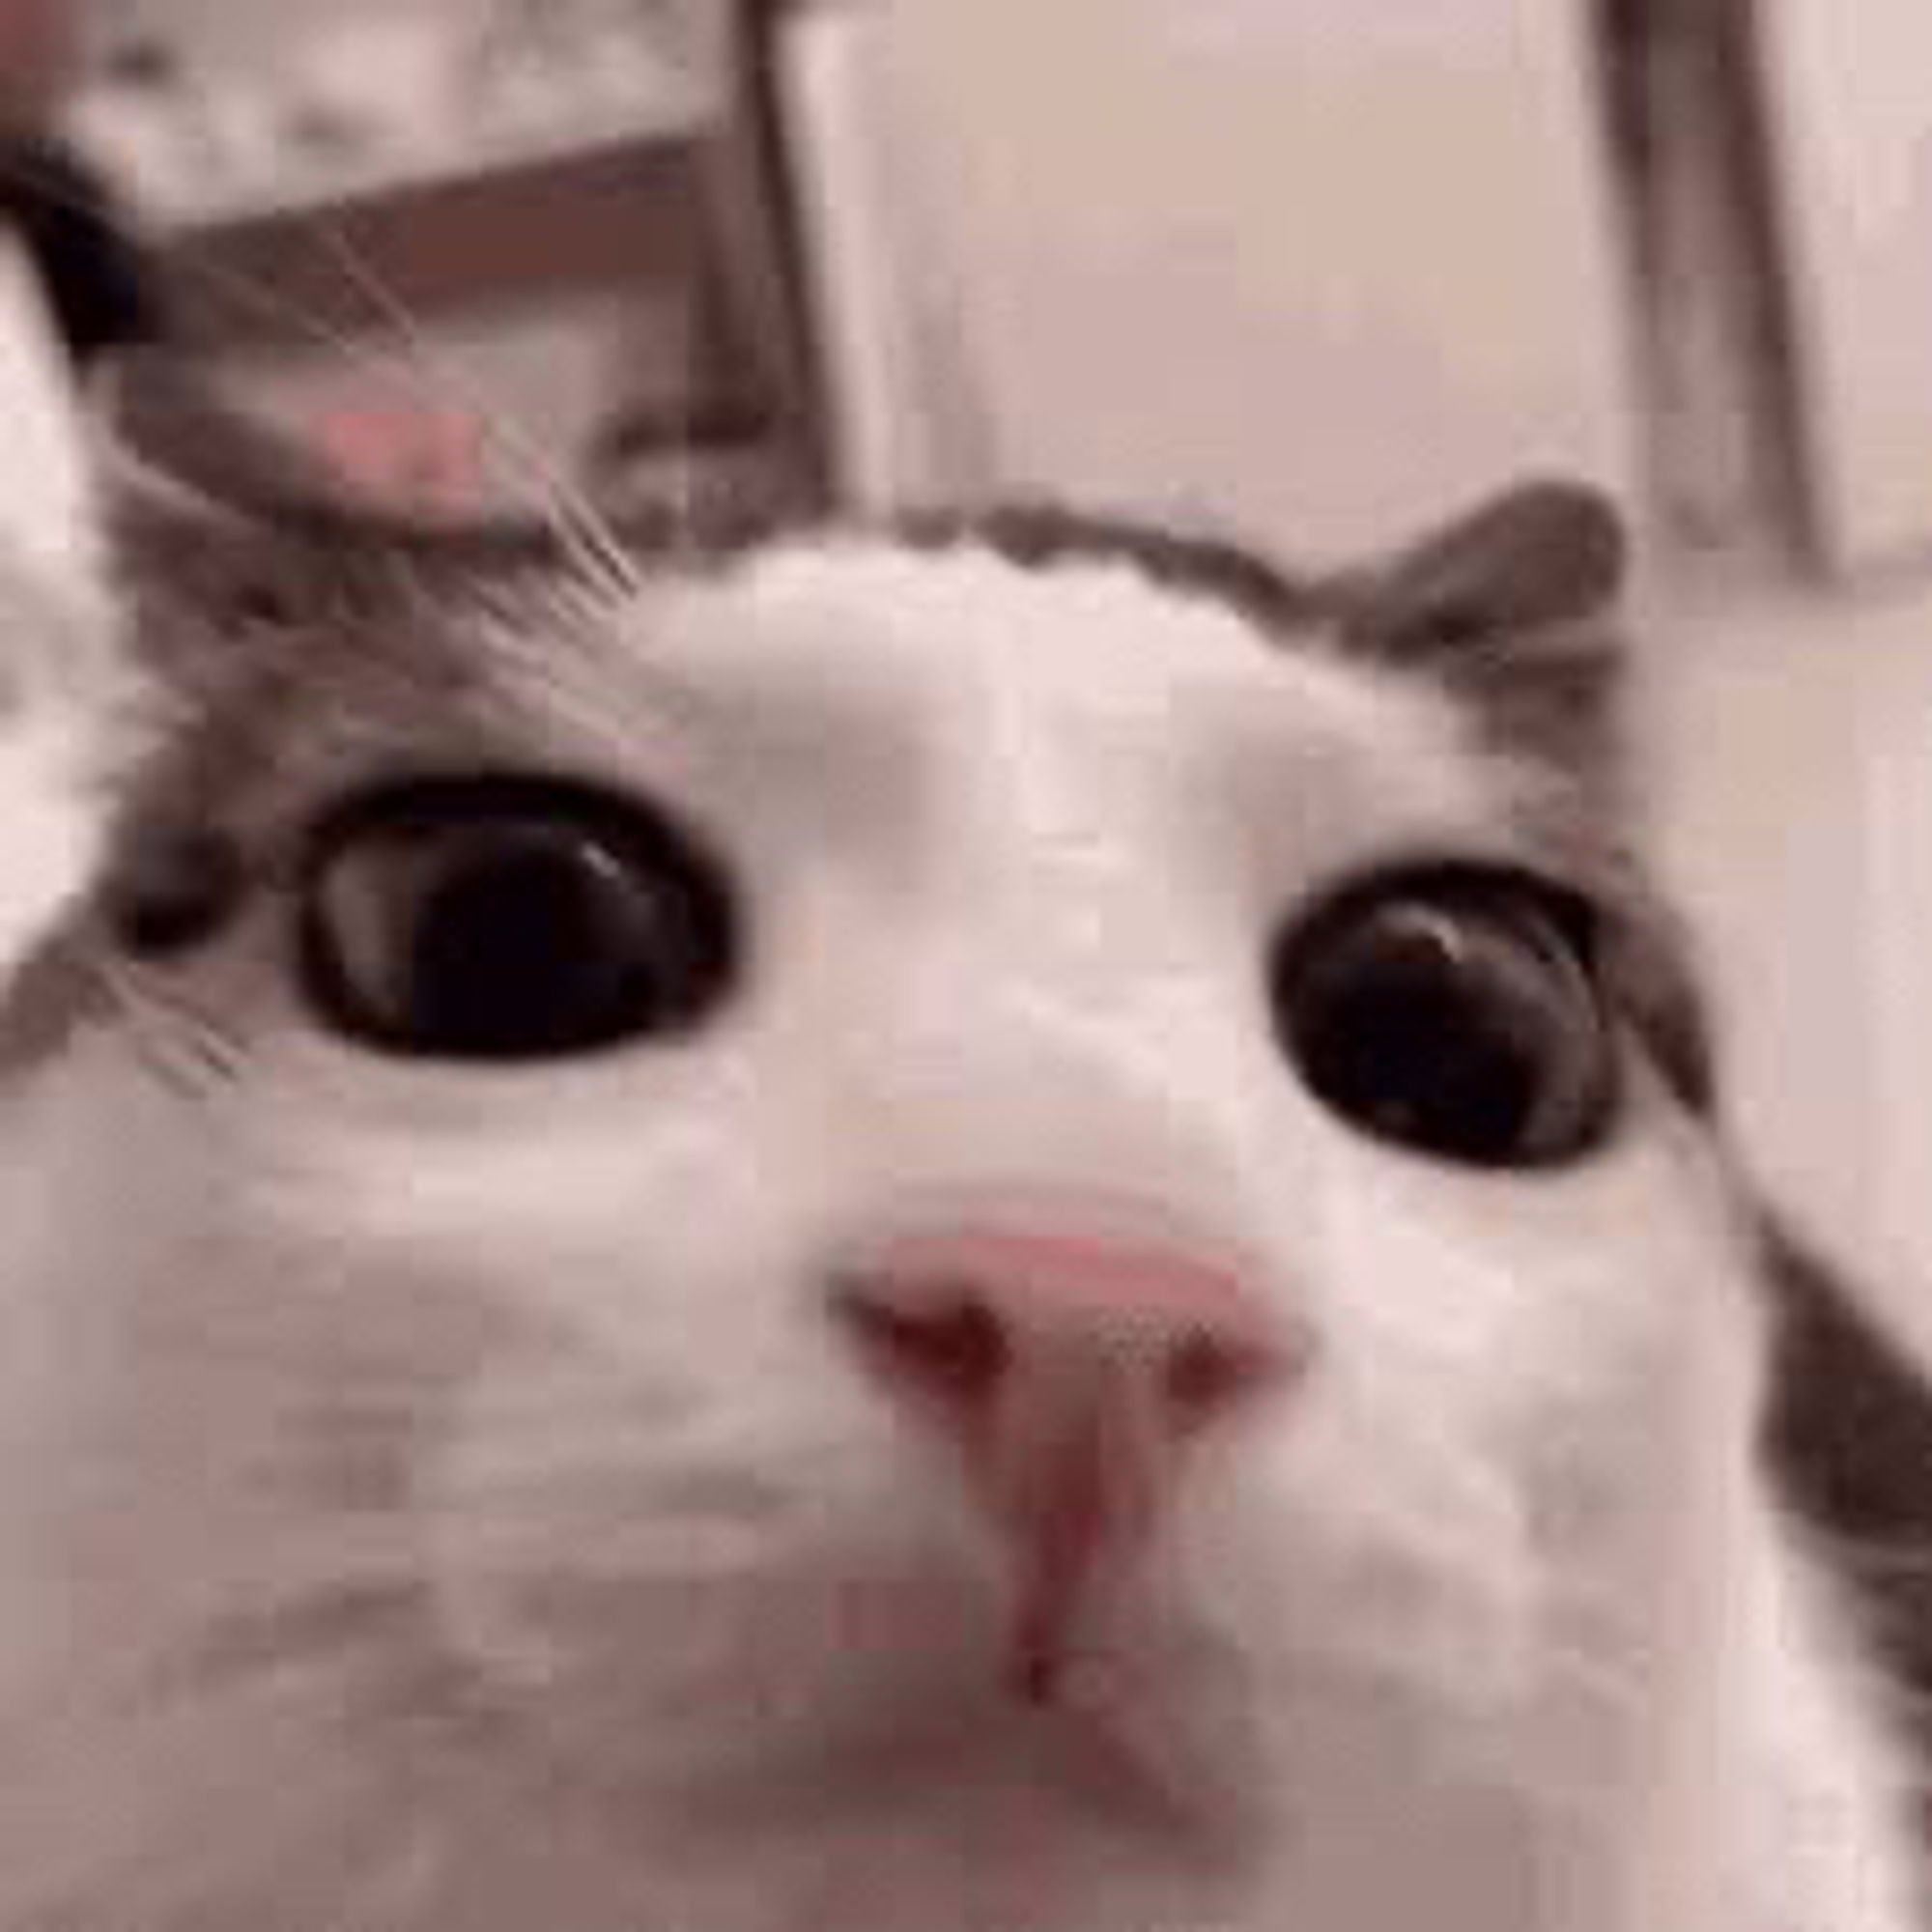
[1644,586,1932,1366]
[1754,0,1932,574]
[800,0,1638,554]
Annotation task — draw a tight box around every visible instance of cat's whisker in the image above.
[6,1558,430,1733]
[301,219,645,604]
[147,1576,437,1706]
[114,1012,237,1097]
[95,957,247,1090]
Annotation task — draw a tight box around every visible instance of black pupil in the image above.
[302,782,734,1060]
[408,833,656,1052]
[1276,879,1613,1168]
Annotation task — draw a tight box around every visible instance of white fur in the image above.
[0,538,1918,1931]
[0,553,143,977]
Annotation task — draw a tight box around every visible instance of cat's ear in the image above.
[92,347,375,539]
[85,349,692,608]
[1337,478,1627,656]
[1332,480,1631,780]
[82,350,356,644]
[81,351,471,690]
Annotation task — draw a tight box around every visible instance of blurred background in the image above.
[0,0,1928,1361]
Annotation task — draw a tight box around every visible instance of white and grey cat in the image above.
[0,360,1920,1932]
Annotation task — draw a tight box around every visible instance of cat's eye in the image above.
[1270,867,1618,1168]
[298,777,738,1060]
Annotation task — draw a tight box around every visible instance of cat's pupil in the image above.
[299,778,737,1060]
[404,834,653,1046]
[1271,871,1617,1168]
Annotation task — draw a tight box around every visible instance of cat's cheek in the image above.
[1296,1071,1754,1447]
[1209,1078,1766,1713]
[240,1072,819,1375]
[222,1077,1001,1766]
[410,1345,1015,1802]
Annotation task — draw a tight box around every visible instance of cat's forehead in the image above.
[522,536,1502,839]
[653,538,1374,717]
[113,514,1606,902]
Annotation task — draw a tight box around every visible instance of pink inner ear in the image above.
[306,400,490,517]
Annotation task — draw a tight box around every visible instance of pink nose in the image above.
[832,1222,1300,1698]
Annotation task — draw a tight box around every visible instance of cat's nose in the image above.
[831,1219,1303,1698]
[835,1227,1292,1436]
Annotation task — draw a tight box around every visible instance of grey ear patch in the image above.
[1338,479,1628,660]
[1761,1212,1932,1751]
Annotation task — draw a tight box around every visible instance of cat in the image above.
[0,355,1919,1932]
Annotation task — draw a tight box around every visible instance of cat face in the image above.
[0,458,1777,1930]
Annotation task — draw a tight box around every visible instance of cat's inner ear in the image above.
[83,351,497,682]
[91,348,376,538]
[83,350,371,644]
[1336,479,1628,660]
